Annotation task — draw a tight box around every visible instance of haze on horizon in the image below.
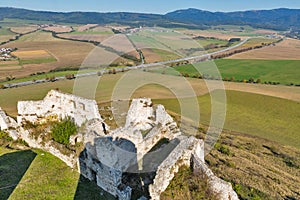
[1,0,300,14]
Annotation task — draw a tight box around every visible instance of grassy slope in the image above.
[0,147,113,200]
[154,90,300,149]
[171,59,300,85]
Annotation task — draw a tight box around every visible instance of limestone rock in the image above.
[0,107,18,131]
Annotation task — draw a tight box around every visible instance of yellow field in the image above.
[240,38,279,48]
[229,38,300,60]
[12,50,52,59]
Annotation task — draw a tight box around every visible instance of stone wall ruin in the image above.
[1,90,238,200]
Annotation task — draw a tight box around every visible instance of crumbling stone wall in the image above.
[0,91,239,200]
[192,154,239,200]
[17,90,102,126]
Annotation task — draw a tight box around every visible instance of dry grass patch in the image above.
[77,24,98,32]
[10,26,39,34]
[205,130,300,199]
[178,29,247,40]
[229,38,300,60]
[102,34,140,59]
[0,35,16,43]
[43,25,73,33]
[58,33,112,43]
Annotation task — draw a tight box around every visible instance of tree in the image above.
[65,74,75,80]
[51,118,77,145]
[248,77,254,83]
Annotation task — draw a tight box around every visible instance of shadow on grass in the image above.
[74,175,116,200]
[0,150,36,200]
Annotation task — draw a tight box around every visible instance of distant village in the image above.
[0,48,14,61]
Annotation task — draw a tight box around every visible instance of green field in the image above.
[0,28,15,36]
[160,59,300,85]
[197,38,228,47]
[19,57,57,65]
[154,90,300,149]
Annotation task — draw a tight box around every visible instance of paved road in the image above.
[2,38,250,89]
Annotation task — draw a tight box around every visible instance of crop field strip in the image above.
[229,38,300,60]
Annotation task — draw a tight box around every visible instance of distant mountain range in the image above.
[0,7,299,30]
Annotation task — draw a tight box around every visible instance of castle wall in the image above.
[148,136,204,200]
[17,90,102,126]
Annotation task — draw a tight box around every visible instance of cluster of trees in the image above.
[65,74,75,80]
[30,71,46,76]
[178,72,293,86]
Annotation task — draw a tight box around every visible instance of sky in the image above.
[1,0,300,14]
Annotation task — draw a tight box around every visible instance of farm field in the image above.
[0,18,53,28]
[154,90,300,149]
[43,25,73,33]
[229,38,300,60]
[10,26,39,34]
[0,27,17,43]
[0,73,299,148]
[1,72,299,114]
[0,31,107,80]
[158,59,300,85]
[71,26,113,34]
[12,49,57,65]
[76,24,98,32]
[240,38,279,48]
[58,33,112,43]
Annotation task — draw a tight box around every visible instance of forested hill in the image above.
[0,7,299,30]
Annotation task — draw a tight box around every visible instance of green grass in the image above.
[197,38,228,47]
[0,28,15,35]
[19,57,57,65]
[154,90,300,149]
[0,18,53,27]
[0,69,97,84]
[0,147,114,199]
[168,59,300,85]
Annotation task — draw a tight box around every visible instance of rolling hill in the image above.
[0,7,299,30]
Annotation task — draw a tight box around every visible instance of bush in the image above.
[65,74,75,80]
[51,118,77,145]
